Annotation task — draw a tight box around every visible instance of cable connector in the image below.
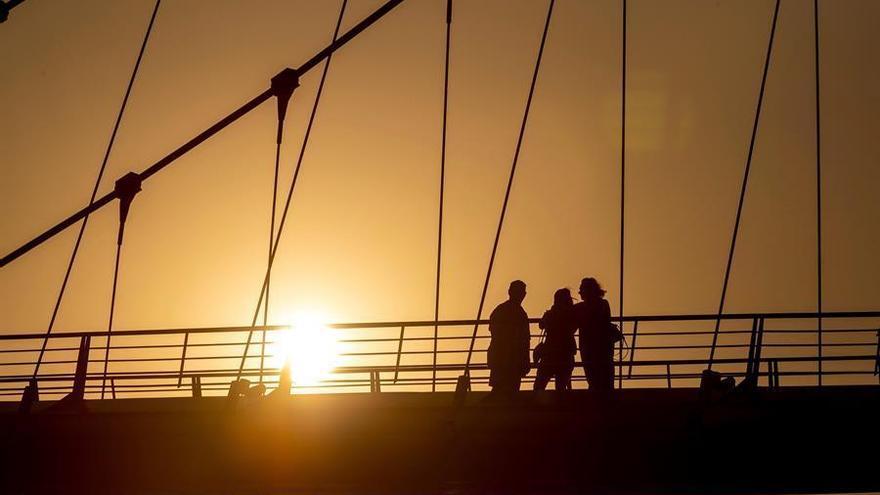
[270,68,300,143]
[114,172,142,245]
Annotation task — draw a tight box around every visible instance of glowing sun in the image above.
[271,312,340,388]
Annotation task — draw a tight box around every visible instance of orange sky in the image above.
[2,0,878,336]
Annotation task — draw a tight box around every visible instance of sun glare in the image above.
[271,312,340,388]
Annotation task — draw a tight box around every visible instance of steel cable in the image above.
[708,0,780,369]
[32,0,162,381]
[463,0,556,373]
[238,0,349,380]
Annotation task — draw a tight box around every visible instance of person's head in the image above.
[578,277,606,300]
[553,288,574,309]
[508,280,527,304]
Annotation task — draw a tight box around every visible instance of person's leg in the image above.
[591,358,612,394]
[533,366,551,391]
[555,365,572,391]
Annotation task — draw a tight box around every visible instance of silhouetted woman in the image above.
[534,288,577,391]
[574,277,614,393]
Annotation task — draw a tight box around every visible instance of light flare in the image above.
[270,312,340,388]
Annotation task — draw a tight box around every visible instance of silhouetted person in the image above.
[574,277,614,394]
[487,280,530,397]
[534,288,577,391]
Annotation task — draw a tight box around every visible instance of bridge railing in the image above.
[0,311,878,400]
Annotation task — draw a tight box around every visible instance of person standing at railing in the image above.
[574,277,614,394]
[487,280,531,397]
[534,288,577,391]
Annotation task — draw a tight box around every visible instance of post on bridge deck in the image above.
[394,325,404,384]
[742,317,764,390]
[768,359,780,389]
[191,376,202,398]
[370,371,381,393]
[177,332,189,388]
[19,378,39,414]
[627,320,639,379]
[69,335,91,401]
[454,372,470,403]
[874,329,879,383]
[270,361,291,398]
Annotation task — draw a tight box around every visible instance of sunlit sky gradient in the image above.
[1,0,878,335]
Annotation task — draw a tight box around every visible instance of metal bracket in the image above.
[114,172,142,245]
[270,68,300,143]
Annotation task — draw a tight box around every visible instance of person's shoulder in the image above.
[491,300,511,316]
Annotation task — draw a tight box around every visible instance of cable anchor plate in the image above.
[114,171,142,245]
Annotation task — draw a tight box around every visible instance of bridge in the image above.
[1,0,879,493]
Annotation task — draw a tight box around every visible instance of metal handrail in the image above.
[2,311,878,399]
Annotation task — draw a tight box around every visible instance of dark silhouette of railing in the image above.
[1,311,877,400]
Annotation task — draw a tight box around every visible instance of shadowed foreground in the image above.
[1,387,877,494]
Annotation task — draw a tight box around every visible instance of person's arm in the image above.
[488,306,499,336]
[521,316,532,375]
[539,310,550,330]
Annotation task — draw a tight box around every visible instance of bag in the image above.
[533,328,547,365]
[607,322,623,344]
[533,342,545,365]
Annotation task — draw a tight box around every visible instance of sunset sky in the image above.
[2,0,878,337]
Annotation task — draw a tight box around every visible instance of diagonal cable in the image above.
[32,0,162,380]
[618,0,627,389]
[813,0,824,385]
[463,0,556,373]
[707,0,780,369]
[238,0,349,380]
[1,0,405,268]
[432,0,453,392]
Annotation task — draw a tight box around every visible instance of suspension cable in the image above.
[432,0,452,392]
[1,0,406,268]
[100,241,124,399]
[814,0,823,385]
[618,0,627,390]
[260,82,288,383]
[463,0,555,373]
[238,0,349,380]
[708,0,780,369]
[32,0,161,381]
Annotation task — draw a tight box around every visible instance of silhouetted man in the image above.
[487,280,531,396]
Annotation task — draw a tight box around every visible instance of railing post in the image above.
[394,325,404,384]
[370,370,381,393]
[627,320,638,379]
[618,321,624,389]
[70,335,91,401]
[746,317,759,379]
[177,332,189,388]
[666,364,672,388]
[873,329,879,383]
[111,378,117,399]
[769,359,780,389]
[191,376,202,398]
[754,317,765,383]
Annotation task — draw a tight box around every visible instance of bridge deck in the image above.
[2,386,877,494]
